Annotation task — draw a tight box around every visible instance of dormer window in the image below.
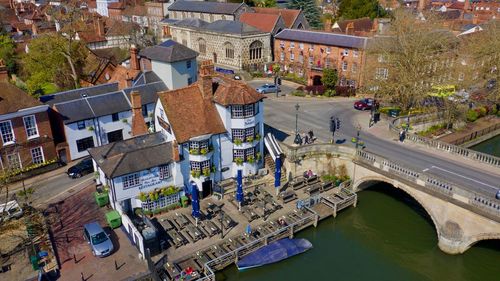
[231,103,257,119]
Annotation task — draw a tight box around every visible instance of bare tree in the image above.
[362,10,459,118]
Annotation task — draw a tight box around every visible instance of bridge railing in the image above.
[355,150,500,220]
[389,115,500,168]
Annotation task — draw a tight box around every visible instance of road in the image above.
[247,80,296,97]
[263,96,500,197]
[3,172,94,208]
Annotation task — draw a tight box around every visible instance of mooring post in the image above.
[234,250,239,263]
[289,224,294,239]
[333,204,337,218]
[314,214,319,227]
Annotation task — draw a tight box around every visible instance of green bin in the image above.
[181,196,189,207]
[105,210,121,229]
[30,255,39,270]
[388,109,401,117]
[94,191,109,207]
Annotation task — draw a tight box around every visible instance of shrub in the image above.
[283,73,307,85]
[323,89,336,97]
[251,72,263,78]
[379,106,401,115]
[291,90,305,97]
[335,86,356,97]
[491,104,498,115]
[467,109,479,122]
[475,106,487,117]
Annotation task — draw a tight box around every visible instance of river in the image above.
[220,184,500,281]
[470,134,500,157]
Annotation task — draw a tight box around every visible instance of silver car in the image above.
[83,222,114,257]
[255,84,280,94]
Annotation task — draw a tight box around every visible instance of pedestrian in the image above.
[399,129,405,142]
[303,133,309,145]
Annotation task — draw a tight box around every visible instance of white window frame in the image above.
[122,173,140,189]
[342,61,348,71]
[7,153,21,169]
[290,42,295,49]
[232,129,245,141]
[0,120,15,145]
[290,53,295,61]
[233,149,244,161]
[352,63,358,73]
[299,43,304,50]
[326,47,331,54]
[159,164,171,179]
[244,104,254,117]
[353,50,359,57]
[23,115,39,139]
[343,49,349,56]
[231,105,244,118]
[30,146,45,164]
[376,68,389,80]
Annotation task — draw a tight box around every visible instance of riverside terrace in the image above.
[144,174,357,280]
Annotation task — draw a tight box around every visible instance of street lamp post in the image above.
[355,124,361,150]
[294,103,301,145]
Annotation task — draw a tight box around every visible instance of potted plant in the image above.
[139,192,148,202]
[235,157,244,166]
[202,168,211,177]
[191,170,201,178]
[200,148,208,155]
[87,126,94,131]
[211,165,216,173]
[234,139,243,146]
[247,156,255,164]
[122,119,128,124]
[208,144,214,151]
[189,148,199,155]
[256,152,262,161]
[255,134,261,141]
[246,135,254,142]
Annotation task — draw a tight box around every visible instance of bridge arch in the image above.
[354,176,442,244]
[462,234,500,252]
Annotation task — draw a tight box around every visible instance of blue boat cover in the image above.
[237,238,312,270]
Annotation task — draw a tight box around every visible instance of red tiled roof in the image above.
[335,17,374,34]
[158,84,226,143]
[78,31,106,43]
[213,79,265,106]
[254,7,300,28]
[0,82,42,115]
[123,5,147,16]
[239,12,280,33]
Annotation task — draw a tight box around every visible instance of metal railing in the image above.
[195,211,317,281]
[355,150,500,220]
[389,115,500,168]
[451,122,500,146]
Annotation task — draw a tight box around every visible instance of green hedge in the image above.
[379,106,401,115]
[143,202,182,216]
[467,109,479,122]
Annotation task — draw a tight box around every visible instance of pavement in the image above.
[263,96,500,197]
[48,183,148,281]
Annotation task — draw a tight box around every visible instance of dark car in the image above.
[354,98,374,110]
[67,158,94,178]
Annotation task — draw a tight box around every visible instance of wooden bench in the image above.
[321,181,334,192]
[280,190,297,203]
[305,183,321,195]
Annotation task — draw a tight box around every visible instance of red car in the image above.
[354,98,374,110]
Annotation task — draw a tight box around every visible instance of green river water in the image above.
[220,184,500,281]
[219,138,500,281]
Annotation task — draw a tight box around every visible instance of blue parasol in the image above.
[236,169,244,209]
[275,156,282,189]
[191,182,200,222]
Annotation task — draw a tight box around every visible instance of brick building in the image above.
[274,29,368,87]
[0,61,57,170]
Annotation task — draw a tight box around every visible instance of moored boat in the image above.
[236,238,313,270]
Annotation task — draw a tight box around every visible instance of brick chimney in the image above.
[0,59,8,82]
[324,19,332,32]
[199,60,215,99]
[95,17,105,37]
[130,91,148,136]
[172,140,180,162]
[464,0,470,11]
[130,45,140,71]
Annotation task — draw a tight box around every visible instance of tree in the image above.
[288,0,322,29]
[363,10,459,115]
[462,21,500,104]
[21,33,87,95]
[338,0,387,20]
[322,68,338,90]
[0,34,16,75]
[251,0,277,7]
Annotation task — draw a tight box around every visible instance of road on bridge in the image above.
[263,96,500,198]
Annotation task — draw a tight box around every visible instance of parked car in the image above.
[67,157,94,178]
[0,200,23,222]
[255,84,280,94]
[83,222,114,257]
[487,79,496,91]
[233,75,242,80]
[354,98,374,110]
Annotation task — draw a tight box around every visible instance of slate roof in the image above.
[335,17,374,33]
[275,29,368,49]
[133,71,163,86]
[0,81,44,115]
[158,84,226,143]
[173,19,265,35]
[139,39,198,63]
[40,83,120,106]
[89,132,173,178]
[48,81,167,124]
[239,13,281,33]
[168,0,244,15]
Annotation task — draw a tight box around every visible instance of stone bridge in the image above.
[280,143,500,255]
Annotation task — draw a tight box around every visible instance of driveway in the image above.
[48,183,148,281]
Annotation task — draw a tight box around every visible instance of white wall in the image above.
[65,120,98,160]
[151,58,198,90]
[96,111,132,145]
[154,101,176,142]
[111,164,183,202]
